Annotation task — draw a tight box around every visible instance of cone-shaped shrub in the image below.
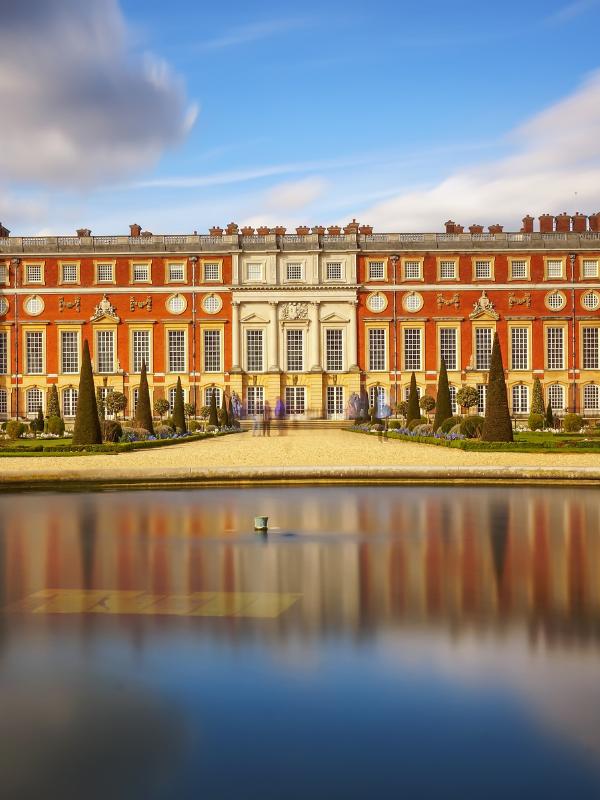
[545,398,554,429]
[172,376,187,432]
[481,333,513,442]
[72,340,102,445]
[531,377,544,415]
[220,390,229,428]
[47,384,61,418]
[406,372,420,425]
[134,361,154,435]
[433,357,452,430]
[209,389,219,427]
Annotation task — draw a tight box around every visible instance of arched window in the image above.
[584,384,599,411]
[404,384,421,401]
[205,387,222,407]
[168,386,186,412]
[512,384,529,414]
[547,384,565,413]
[369,385,386,413]
[63,388,78,417]
[0,387,7,416]
[26,387,43,416]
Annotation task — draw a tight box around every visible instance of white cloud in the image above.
[0,0,197,188]
[360,69,600,231]
[265,177,329,211]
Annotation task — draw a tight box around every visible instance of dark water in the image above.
[0,486,599,800]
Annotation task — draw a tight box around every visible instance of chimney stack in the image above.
[444,220,456,233]
[76,228,91,237]
[571,212,587,233]
[129,223,141,237]
[488,224,503,234]
[521,215,534,233]
[225,222,239,235]
[539,213,554,233]
[0,222,10,237]
[469,224,484,234]
[555,212,571,233]
[589,213,600,232]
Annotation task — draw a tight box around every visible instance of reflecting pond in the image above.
[1,486,600,799]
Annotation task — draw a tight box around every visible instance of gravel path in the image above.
[1,429,600,474]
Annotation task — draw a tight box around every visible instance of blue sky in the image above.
[2,0,600,234]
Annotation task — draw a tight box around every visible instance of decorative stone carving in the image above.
[508,292,531,308]
[59,296,81,312]
[436,292,460,310]
[129,295,152,312]
[280,302,308,320]
[469,289,499,320]
[90,293,120,322]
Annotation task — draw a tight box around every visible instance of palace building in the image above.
[1,214,600,421]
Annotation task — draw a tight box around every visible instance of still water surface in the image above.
[1,486,599,799]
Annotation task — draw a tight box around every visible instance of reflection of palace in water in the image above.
[1,489,599,641]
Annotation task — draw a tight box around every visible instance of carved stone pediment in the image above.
[320,312,349,323]
[469,290,499,320]
[241,313,268,323]
[90,294,120,322]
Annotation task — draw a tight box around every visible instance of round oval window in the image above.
[166,294,187,314]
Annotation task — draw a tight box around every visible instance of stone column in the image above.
[347,299,358,370]
[310,301,321,371]
[231,301,241,371]
[268,301,279,371]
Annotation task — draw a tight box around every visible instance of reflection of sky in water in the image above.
[0,487,599,799]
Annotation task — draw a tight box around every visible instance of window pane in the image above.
[475,260,491,279]
[583,327,599,369]
[475,328,492,370]
[132,330,150,372]
[168,329,186,372]
[26,264,42,283]
[204,263,220,281]
[440,260,456,279]
[133,264,149,282]
[0,388,7,415]
[27,388,43,415]
[246,330,263,372]
[203,329,221,372]
[512,384,529,413]
[61,330,79,373]
[247,263,263,281]
[404,261,421,279]
[62,264,77,282]
[548,384,564,411]
[26,331,43,374]
[547,260,563,279]
[286,329,303,371]
[439,328,457,371]
[546,327,564,369]
[247,386,264,415]
[327,262,342,280]
[368,261,385,280]
[511,260,527,279]
[404,328,421,370]
[63,388,78,417]
[286,262,303,281]
[368,328,386,371]
[96,330,114,373]
[169,264,185,281]
[511,327,529,370]
[325,329,343,371]
[0,331,7,374]
[477,384,487,414]
[583,259,599,278]
[97,263,113,282]
[584,385,599,410]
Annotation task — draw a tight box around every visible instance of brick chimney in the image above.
[311,225,326,235]
[571,212,587,233]
[76,228,91,237]
[539,213,554,233]
[273,226,287,235]
[225,222,239,235]
[589,213,600,232]
[555,212,571,233]
[240,226,255,236]
[469,224,484,234]
[488,224,503,234]
[521,215,534,233]
[358,224,373,235]
[129,223,141,237]
[209,226,223,237]
[296,226,310,235]
[327,225,342,235]
[343,219,360,234]
[0,223,10,237]
[256,226,270,236]
[444,220,456,233]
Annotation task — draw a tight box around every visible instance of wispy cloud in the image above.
[545,0,599,24]
[196,18,310,51]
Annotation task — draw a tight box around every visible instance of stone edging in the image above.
[1,465,600,490]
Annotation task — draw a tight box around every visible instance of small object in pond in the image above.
[254,515,268,531]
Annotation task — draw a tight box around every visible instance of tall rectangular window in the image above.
[96,329,114,373]
[203,262,220,281]
[286,329,303,372]
[546,259,563,279]
[439,328,457,371]
[477,384,487,414]
[511,327,529,370]
[132,330,150,373]
[583,327,599,369]
[26,264,42,283]
[246,329,264,372]
[61,330,79,373]
[475,260,491,279]
[327,262,342,280]
[547,327,564,369]
[583,259,599,278]
[0,264,8,284]
[512,384,529,413]
[167,329,186,372]
[247,386,264,415]
[368,328,386,371]
[286,262,303,281]
[475,328,492,370]
[97,263,114,282]
[368,261,385,280]
[404,260,421,279]
[61,263,78,283]
[439,260,456,279]
[325,329,343,371]
[584,384,599,411]
[548,384,564,412]
[168,263,185,282]
[203,329,221,372]
[404,328,422,371]
[133,264,150,282]
[0,388,7,415]
[0,331,7,374]
[511,260,527,279]
[449,386,457,415]
[26,331,43,374]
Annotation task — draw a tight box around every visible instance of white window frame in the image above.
[368,328,386,371]
[510,327,529,370]
[246,329,264,372]
[368,260,385,281]
[25,330,44,375]
[132,329,151,373]
[547,384,565,413]
[474,327,493,370]
[96,329,115,374]
[246,262,264,282]
[439,327,457,371]
[286,328,304,372]
[583,327,599,370]
[546,327,564,370]
[203,329,222,373]
[96,262,114,283]
[0,331,8,375]
[61,263,78,284]
[286,262,304,282]
[63,387,78,418]
[60,330,79,374]
[326,261,343,281]
[26,387,43,416]
[325,328,343,372]
[512,384,529,414]
[582,259,599,279]
[167,329,187,373]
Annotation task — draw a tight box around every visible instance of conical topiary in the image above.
[47,384,61,418]
[72,339,102,445]
[209,389,219,427]
[406,372,420,425]
[135,361,154,435]
[220,390,229,428]
[481,333,513,442]
[545,398,554,429]
[531,377,544,415]
[433,357,452,431]
[172,376,187,432]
